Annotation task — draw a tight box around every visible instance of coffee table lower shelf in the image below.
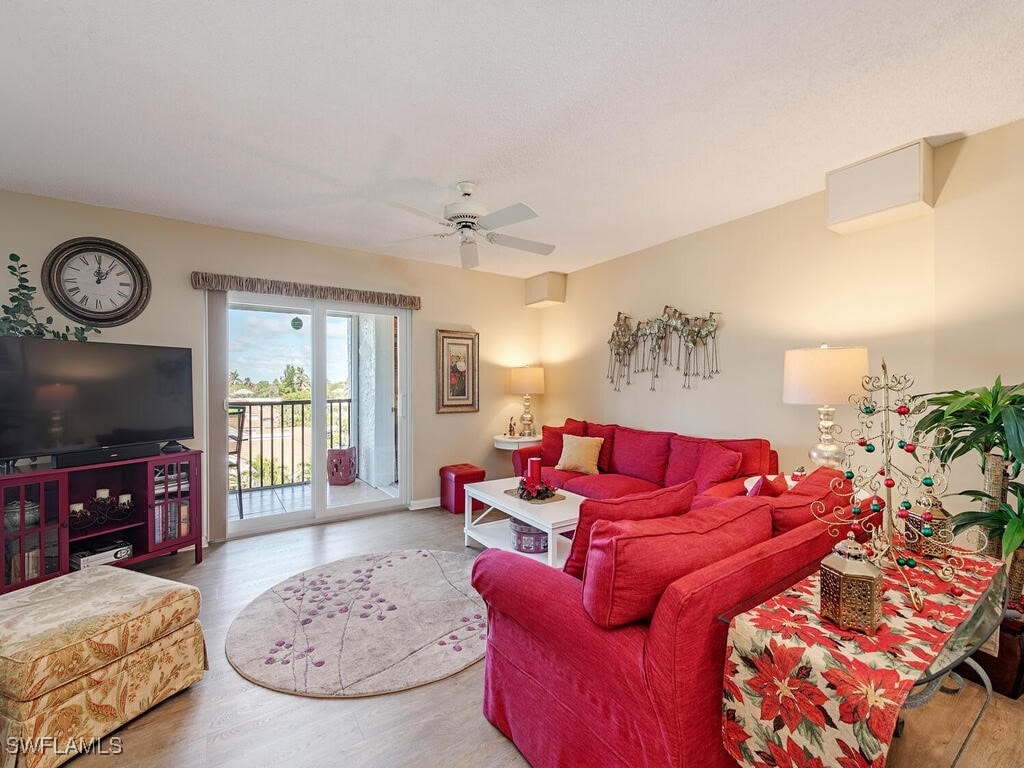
[465,518,571,568]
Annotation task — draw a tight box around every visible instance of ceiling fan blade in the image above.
[476,202,537,231]
[460,239,480,269]
[486,232,556,256]
[389,201,452,228]
[377,231,453,246]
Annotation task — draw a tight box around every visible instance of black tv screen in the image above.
[0,337,194,462]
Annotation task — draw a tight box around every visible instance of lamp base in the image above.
[519,394,536,437]
[808,442,845,469]
[808,405,845,469]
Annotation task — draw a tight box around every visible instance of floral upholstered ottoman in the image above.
[0,567,206,768]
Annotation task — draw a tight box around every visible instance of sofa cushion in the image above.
[582,498,773,628]
[585,422,617,473]
[562,480,697,579]
[694,441,743,492]
[610,426,673,486]
[770,467,850,535]
[540,420,587,466]
[563,474,661,500]
[540,466,585,489]
[555,434,604,475]
[694,476,750,500]
[747,474,790,497]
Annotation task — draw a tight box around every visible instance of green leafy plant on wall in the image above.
[0,253,99,340]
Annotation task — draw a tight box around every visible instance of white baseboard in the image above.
[409,496,441,510]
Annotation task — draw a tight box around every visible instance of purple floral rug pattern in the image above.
[225,550,486,697]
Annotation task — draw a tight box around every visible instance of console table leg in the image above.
[950,657,992,768]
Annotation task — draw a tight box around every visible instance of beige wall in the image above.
[540,119,1024,500]
[0,191,541,512]
[3,118,1022,527]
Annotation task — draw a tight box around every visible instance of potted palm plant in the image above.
[914,377,1024,547]
[954,482,1024,598]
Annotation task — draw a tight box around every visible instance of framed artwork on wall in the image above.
[436,329,479,413]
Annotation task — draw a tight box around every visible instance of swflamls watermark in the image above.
[5,736,123,756]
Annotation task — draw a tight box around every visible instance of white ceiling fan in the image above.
[389,181,555,269]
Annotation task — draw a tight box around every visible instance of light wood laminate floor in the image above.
[68,508,1023,768]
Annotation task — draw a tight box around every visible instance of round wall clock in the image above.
[41,237,151,327]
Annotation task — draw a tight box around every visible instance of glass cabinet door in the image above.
[2,479,63,590]
[150,459,193,549]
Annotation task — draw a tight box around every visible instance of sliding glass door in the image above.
[226,294,409,536]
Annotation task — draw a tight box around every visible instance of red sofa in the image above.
[511,419,778,501]
[471,468,851,768]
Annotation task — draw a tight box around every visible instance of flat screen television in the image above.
[0,337,194,465]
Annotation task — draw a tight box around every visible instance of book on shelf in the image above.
[154,501,190,544]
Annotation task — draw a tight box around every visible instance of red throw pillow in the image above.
[664,436,704,487]
[540,425,565,466]
[693,441,742,492]
[562,480,697,579]
[582,499,773,628]
[747,474,789,497]
[563,417,587,435]
[585,422,617,473]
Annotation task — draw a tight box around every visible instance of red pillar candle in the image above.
[527,457,542,483]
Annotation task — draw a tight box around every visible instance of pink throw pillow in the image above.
[747,474,789,497]
[582,499,773,628]
[562,480,697,579]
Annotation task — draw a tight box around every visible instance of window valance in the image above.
[190,271,421,310]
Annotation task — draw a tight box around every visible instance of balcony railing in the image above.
[227,398,351,491]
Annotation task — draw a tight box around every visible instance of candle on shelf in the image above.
[95,489,110,499]
[527,457,542,483]
[118,493,132,505]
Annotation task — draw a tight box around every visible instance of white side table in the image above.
[493,435,542,450]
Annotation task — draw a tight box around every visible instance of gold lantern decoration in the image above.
[819,533,884,636]
[904,492,952,559]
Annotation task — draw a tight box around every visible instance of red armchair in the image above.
[471,515,843,768]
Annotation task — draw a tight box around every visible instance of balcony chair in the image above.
[228,407,245,519]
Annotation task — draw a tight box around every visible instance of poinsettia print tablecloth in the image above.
[723,554,1003,768]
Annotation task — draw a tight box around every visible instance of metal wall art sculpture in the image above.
[606,307,721,391]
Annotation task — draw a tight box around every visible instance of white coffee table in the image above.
[464,478,584,567]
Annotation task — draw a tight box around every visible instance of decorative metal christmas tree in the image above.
[810,360,986,611]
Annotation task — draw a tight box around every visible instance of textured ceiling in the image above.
[2,1,1024,278]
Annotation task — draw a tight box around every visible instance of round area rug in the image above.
[225,549,486,697]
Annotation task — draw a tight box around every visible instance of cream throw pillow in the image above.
[555,434,604,475]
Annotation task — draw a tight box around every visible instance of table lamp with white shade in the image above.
[783,345,869,468]
[509,366,545,437]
